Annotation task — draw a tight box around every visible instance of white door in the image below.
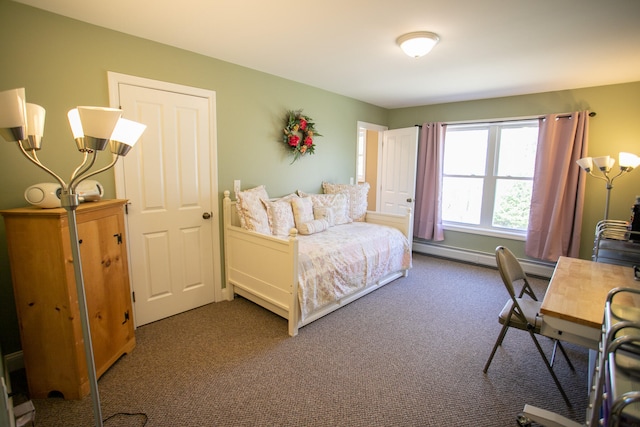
[379,127,419,215]
[108,73,222,326]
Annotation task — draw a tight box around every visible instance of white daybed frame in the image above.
[222,190,413,336]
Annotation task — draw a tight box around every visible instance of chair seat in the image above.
[498,298,542,332]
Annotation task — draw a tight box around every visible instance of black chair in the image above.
[483,246,574,406]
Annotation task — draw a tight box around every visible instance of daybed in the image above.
[222,183,413,336]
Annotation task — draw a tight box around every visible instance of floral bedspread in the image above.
[296,222,412,321]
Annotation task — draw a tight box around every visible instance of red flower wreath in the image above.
[283,109,322,163]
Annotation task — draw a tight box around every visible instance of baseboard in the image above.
[412,241,555,279]
[4,351,23,374]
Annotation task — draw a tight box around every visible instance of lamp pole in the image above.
[604,182,613,221]
[62,192,104,426]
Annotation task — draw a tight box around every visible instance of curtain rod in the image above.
[415,111,596,127]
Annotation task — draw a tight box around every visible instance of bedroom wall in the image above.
[0,1,388,354]
[389,82,640,263]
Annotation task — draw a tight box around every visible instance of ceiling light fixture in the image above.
[396,31,440,58]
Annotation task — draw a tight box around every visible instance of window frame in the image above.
[441,119,539,240]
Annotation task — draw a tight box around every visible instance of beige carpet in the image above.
[12,253,590,426]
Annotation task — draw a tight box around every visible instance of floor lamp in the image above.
[0,88,146,427]
[576,152,640,220]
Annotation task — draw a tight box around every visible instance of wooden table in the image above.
[540,256,640,349]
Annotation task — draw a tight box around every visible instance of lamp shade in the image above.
[109,118,146,156]
[77,107,122,138]
[397,31,440,58]
[593,155,615,172]
[0,88,27,142]
[77,106,122,151]
[67,109,84,139]
[619,152,640,169]
[26,103,46,137]
[22,103,46,151]
[576,157,593,172]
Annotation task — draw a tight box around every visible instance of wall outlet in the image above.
[233,180,241,194]
[349,177,354,185]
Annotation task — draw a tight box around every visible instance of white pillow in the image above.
[290,197,314,230]
[235,185,271,234]
[262,198,296,236]
[298,191,351,225]
[322,182,370,222]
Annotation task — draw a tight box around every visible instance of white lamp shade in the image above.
[397,31,440,58]
[0,88,27,128]
[26,103,46,137]
[77,106,122,139]
[576,157,593,171]
[593,155,615,171]
[110,118,146,146]
[67,108,84,139]
[619,152,640,169]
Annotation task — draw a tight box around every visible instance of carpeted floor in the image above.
[11,253,590,426]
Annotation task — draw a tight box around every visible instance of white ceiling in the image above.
[14,0,640,109]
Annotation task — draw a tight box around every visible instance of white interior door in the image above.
[108,73,222,326]
[379,127,419,215]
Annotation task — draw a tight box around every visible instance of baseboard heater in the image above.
[412,241,555,279]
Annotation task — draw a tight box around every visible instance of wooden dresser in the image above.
[1,199,135,399]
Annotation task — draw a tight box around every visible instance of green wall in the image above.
[389,83,640,262]
[0,1,387,354]
[1,0,639,356]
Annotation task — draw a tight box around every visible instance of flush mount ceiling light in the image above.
[396,31,440,58]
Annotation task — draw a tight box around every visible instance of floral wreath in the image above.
[283,109,322,163]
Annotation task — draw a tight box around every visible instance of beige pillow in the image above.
[297,219,330,235]
[313,205,335,227]
[261,199,295,236]
[299,191,351,225]
[322,182,370,222]
[235,185,271,234]
[290,197,314,230]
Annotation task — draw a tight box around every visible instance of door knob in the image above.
[202,212,212,219]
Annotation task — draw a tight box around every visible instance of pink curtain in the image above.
[414,122,445,241]
[525,111,590,262]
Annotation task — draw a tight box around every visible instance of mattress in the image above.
[295,222,412,320]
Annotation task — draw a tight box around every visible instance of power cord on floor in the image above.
[103,412,149,426]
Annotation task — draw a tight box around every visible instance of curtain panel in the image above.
[525,111,590,262]
[414,122,445,241]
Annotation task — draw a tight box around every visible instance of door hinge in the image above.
[114,233,123,244]
[132,292,135,303]
[125,203,129,214]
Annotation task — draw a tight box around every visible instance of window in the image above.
[442,120,538,237]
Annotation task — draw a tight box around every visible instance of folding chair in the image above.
[483,246,574,406]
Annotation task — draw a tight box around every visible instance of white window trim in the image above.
[442,119,538,236]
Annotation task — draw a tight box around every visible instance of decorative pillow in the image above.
[297,219,330,235]
[290,197,314,230]
[322,182,370,222]
[260,193,298,236]
[313,206,335,227]
[235,185,271,234]
[298,191,351,225]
